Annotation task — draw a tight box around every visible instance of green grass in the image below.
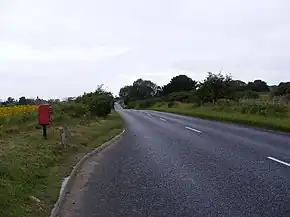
[0,111,123,217]
[259,92,271,101]
[149,104,290,133]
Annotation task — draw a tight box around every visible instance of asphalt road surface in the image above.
[61,105,290,217]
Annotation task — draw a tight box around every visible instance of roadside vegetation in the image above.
[0,86,123,217]
[119,73,290,132]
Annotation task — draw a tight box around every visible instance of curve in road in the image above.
[60,105,290,217]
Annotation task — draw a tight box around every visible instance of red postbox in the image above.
[38,104,51,125]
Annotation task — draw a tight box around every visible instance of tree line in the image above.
[119,73,290,107]
[1,85,115,118]
[57,85,115,119]
[0,96,47,106]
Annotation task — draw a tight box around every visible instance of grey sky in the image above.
[0,0,289,99]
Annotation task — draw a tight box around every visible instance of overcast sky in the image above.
[0,0,289,99]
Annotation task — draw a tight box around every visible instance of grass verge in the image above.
[149,105,290,133]
[0,111,123,217]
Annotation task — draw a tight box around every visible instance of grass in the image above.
[149,104,290,133]
[0,111,123,217]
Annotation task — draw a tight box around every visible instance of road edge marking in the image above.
[267,156,290,167]
[185,126,202,133]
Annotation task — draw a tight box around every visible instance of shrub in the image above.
[126,98,161,109]
[233,91,259,100]
[59,102,88,118]
[155,102,166,107]
[168,101,175,108]
[89,95,112,117]
[282,94,290,102]
[168,91,190,103]
[211,99,289,118]
[75,87,114,118]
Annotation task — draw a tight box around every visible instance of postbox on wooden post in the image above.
[38,104,51,139]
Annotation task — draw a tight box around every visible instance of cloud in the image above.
[0,0,289,98]
[0,42,132,62]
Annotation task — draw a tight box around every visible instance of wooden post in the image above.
[42,124,47,139]
[59,125,69,149]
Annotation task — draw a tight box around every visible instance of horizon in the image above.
[0,72,284,101]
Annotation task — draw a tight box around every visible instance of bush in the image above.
[126,98,161,109]
[282,94,290,102]
[167,91,201,104]
[155,102,166,107]
[168,91,190,103]
[168,101,175,108]
[59,102,89,118]
[212,99,289,118]
[127,101,138,109]
[89,95,112,117]
[75,87,114,118]
[234,91,259,100]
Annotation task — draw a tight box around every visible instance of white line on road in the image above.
[267,157,290,167]
[147,113,152,117]
[160,118,167,122]
[185,126,202,133]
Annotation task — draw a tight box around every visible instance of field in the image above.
[149,99,290,132]
[0,105,37,116]
[0,103,123,217]
[0,105,38,129]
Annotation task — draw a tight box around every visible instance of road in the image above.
[60,105,290,217]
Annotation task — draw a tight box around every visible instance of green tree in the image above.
[7,97,15,105]
[197,72,233,103]
[119,79,158,104]
[76,85,114,117]
[247,80,269,92]
[18,97,28,105]
[162,75,197,96]
[274,82,290,96]
[132,79,158,99]
[230,80,247,92]
[168,91,194,103]
[119,85,133,105]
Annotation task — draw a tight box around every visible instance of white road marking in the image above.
[160,118,167,122]
[185,126,202,133]
[267,157,290,167]
[147,113,152,117]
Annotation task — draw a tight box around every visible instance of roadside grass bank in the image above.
[148,103,290,133]
[0,111,123,217]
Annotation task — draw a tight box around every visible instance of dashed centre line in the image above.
[160,118,167,122]
[185,126,202,133]
[267,156,290,167]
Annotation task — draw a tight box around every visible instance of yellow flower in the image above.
[0,105,38,117]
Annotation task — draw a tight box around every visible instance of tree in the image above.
[162,75,197,96]
[119,79,158,104]
[230,80,247,92]
[197,72,234,103]
[119,85,131,99]
[7,97,15,105]
[247,80,269,92]
[168,91,193,103]
[75,86,114,117]
[274,82,290,96]
[18,96,28,105]
[48,99,60,104]
[132,79,158,99]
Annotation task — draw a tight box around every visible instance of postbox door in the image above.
[38,105,50,125]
